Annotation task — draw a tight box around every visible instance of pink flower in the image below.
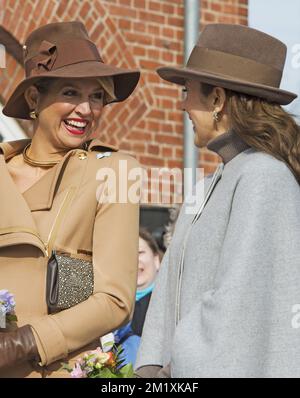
[70,363,87,378]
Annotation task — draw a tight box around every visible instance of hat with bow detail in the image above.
[157,24,297,105]
[3,21,140,119]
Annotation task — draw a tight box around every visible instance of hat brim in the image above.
[157,66,297,105]
[3,61,140,119]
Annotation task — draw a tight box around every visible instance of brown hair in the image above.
[201,83,300,183]
[139,228,160,256]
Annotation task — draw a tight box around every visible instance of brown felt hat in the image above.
[3,21,140,120]
[157,24,297,105]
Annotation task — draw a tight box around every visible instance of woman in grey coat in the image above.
[135,24,300,378]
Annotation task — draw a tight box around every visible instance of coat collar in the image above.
[207,130,250,164]
[0,138,118,212]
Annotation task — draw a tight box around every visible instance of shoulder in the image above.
[229,149,299,199]
[85,138,140,171]
[231,148,298,184]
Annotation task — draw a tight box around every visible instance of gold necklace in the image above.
[22,143,61,167]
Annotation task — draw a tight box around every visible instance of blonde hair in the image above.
[34,76,116,104]
[97,77,116,104]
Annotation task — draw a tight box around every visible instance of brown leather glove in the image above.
[0,325,40,370]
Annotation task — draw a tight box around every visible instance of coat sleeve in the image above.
[30,155,140,366]
[171,162,300,377]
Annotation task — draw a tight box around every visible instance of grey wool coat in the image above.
[136,131,300,378]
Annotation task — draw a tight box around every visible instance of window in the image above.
[0,103,27,141]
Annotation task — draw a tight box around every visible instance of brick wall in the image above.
[0,0,248,204]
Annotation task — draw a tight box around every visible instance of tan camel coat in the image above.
[0,138,140,377]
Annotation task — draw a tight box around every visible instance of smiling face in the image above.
[25,77,105,150]
[137,237,160,291]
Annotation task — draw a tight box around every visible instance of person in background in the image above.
[114,228,161,366]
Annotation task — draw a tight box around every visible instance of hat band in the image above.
[187,47,282,88]
[25,38,103,77]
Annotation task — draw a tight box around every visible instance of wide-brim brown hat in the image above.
[157,24,297,105]
[3,21,140,119]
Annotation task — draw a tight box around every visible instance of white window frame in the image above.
[0,103,27,141]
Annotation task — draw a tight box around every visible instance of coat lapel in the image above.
[0,153,46,253]
[0,138,119,253]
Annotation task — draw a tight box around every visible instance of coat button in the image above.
[78,152,87,160]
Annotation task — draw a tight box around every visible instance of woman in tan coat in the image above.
[0,21,140,377]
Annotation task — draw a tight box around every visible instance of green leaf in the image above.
[59,362,73,373]
[93,368,119,378]
[103,341,114,348]
[119,363,134,378]
[6,314,18,322]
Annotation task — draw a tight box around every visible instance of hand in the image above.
[0,325,40,370]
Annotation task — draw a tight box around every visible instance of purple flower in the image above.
[0,290,16,314]
[70,363,87,378]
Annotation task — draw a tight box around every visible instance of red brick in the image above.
[132,142,146,152]
[168,160,183,169]
[211,3,222,12]
[162,147,173,158]
[167,16,183,28]
[149,1,161,12]
[162,27,176,39]
[126,32,152,45]
[80,2,91,19]
[148,24,160,35]
[147,73,161,84]
[119,19,131,30]
[139,11,165,24]
[119,0,132,6]
[162,51,174,63]
[176,148,183,158]
[134,0,146,8]
[156,134,182,146]
[140,59,161,70]
[140,156,165,167]
[203,152,219,163]
[133,46,146,56]
[109,5,136,18]
[203,12,217,22]
[162,3,175,15]
[120,141,132,151]
[238,7,248,16]
[155,86,179,97]
[133,22,146,32]
[128,131,152,141]
[147,121,160,131]
[148,145,160,155]
[148,110,165,119]
[148,48,161,59]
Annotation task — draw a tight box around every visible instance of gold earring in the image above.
[29,110,37,119]
[213,110,220,122]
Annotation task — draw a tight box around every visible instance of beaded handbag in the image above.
[46,250,94,313]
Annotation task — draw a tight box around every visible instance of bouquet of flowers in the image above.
[0,290,18,328]
[62,345,134,378]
